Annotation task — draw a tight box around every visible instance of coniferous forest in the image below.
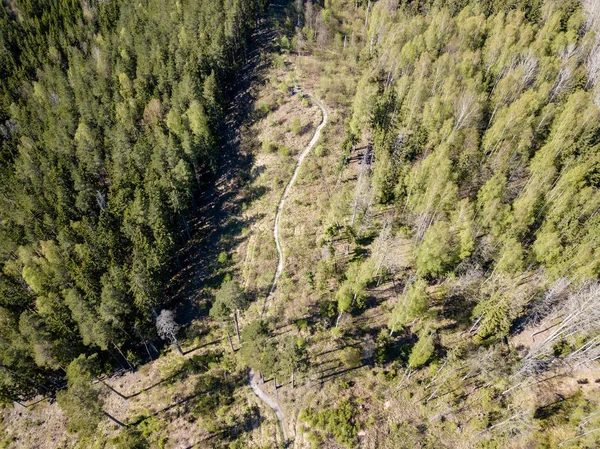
[1,0,600,447]
[0,0,266,400]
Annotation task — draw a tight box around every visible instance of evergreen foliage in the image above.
[56,354,103,436]
[0,0,266,401]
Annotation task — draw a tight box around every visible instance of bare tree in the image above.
[527,277,571,329]
[520,281,600,376]
[95,191,106,211]
[583,0,600,33]
[583,0,600,89]
[453,90,479,131]
[304,0,314,30]
[315,13,329,49]
[156,309,183,355]
[586,40,600,89]
[518,50,539,91]
[295,0,303,27]
[350,147,374,230]
[550,44,578,102]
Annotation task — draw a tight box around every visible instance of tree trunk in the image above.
[225,327,235,352]
[336,310,343,328]
[172,338,184,355]
[148,340,159,356]
[234,311,241,343]
[291,370,295,390]
[113,342,134,371]
[375,254,387,286]
[181,213,192,242]
[142,338,153,361]
[134,326,153,361]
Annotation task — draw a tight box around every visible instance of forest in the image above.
[0,0,266,401]
[1,0,600,447]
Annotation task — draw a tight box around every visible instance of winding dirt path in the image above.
[266,92,328,304]
[249,370,289,443]
[251,91,328,447]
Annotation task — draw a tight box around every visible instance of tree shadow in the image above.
[221,404,265,441]
[181,337,223,355]
[251,164,267,178]
[318,363,343,375]
[299,123,313,136]
[272,326,293,338]
[353,310,385,324]
[104,368,187,400]
[19,395,55,408]
[349,249,368,264]
[313,346,343,358]
[440,294,477,328]
[319,364,365,384]
[355,323,386,339]
[355,232,377,247]
[127,370,244,426]
[181,405,264,448]
[166,7,279,316]
[129,391,203,426]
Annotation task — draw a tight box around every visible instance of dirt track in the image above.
[251,91,328,447]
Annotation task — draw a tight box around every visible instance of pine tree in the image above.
[56,354,104,436]
[388,279,429,336]
[408,330,435,368]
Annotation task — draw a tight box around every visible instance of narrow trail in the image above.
[249,370,289,443]
[250,91,328,448]
[264,91,329,311]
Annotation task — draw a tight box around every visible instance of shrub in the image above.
[375,329,392,365]
[291,117,302,135]
[56,355,103,437]
[300,400,359,448]
[314,144,326,157]
[262,140,278,153]
[273,54,285,68]
[111,428,148,449]
[193,373,235,418]
[408,331,435,368]
[278,145,291,157]
[217,252,228,264]
[278,80,290,94]
[340,347,362,368]
[319,300,337,320]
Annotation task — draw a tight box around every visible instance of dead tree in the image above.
[350,146,374,229]
[156,309,183,355]
[519,281,600,377]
